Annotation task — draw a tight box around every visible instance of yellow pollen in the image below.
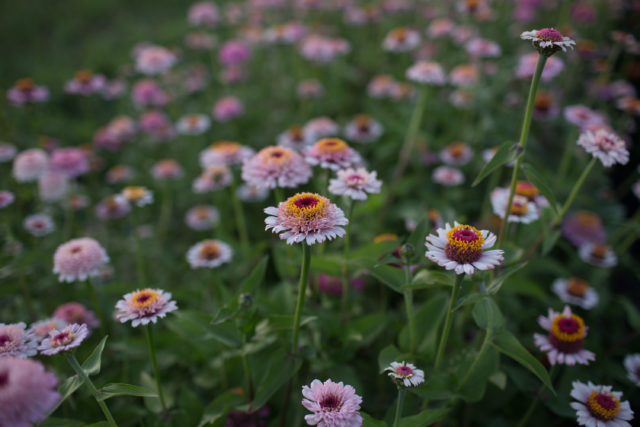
[210,141,240,154]
[122,186,147,201]
[567,278,588,297]
[315,138,348,153]
[199,241,221,260]
[374,233,398,243]
[510,197,529,215]
[447,142,467,158]
[16,78,35,90]
[446,225,484,254]
[515,181,539,199]
[285,193,329,219]
[587,390,621,421]
[130,289,160,310]
[550,314,585,342]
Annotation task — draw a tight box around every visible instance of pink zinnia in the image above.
[242,146,312,190]
[185,205,219,231]
[200,141,254,168]
[139,110,175,141]
[53,237,110,282]
[50,147,90,178]
[304,117,339,140]
[0,142,17,162]
[12,148,49,182]
[0,191,15,209]
[53,302,100,330]
[213,96,244,122]
[265,192,348,245]
[406,61,446,85]
[0,322,38,358]
[328,168,382,201]
[516,53,564,81]
[38,323,89,356]
[564,105,607,129]
[576,128,629,167]
[219,39,251,66]
[132,79,169,108]
[534,305,595,366]
[465,38,501,58]
[301,379,363,427]
[151,159,184,181]
[6,78,49,106]
[188,1,219,27]
[562,211,606,247]
[64,70,107,96]
[115,288,178,327]
[0,357,60,427]
[135,45,177,75]
[38,172,69,202]
[304,138,362,171]
[95,195,131,219]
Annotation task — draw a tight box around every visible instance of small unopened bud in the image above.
[400,243,415,260]
[238,292,252,309]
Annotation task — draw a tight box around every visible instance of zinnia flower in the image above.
[135,45,177,75]
[623,354,640,387]
[200,141,254,168]
[0,323,38,358]
[382,27,421,52]
[6,78,49,106]
[343,115,384,143]
[277,125,314,151]
[304,138,362,171]
[121,186,154,207]
[570,381,634,426]
[406,61,446,85]
[95,195,131,219]
[0,142,17,162]
[64,70,107,95]
[0,357,60,427]
[490,189,540,224]
[564,105,607,129]
[425,222,504,275]
[242,146,312,190]
[53,302,100,330]
[551,278,599,310]
[328,168,382,200]
[50,147,90,178]
[23,213,55,237]
[440,142,473,166]
[301,379,363,427]
[534,306,595,366]
[38,172,69,202]
[213,96,244,122]
[12,149,49,182]
[53,237,110,282]
[521,28,576,55]
[186,239,233,269]
[0,191,15,208]
[265,192,348,245]
[304,117,339,140]
[385,361,425,387]
[193,166,232,193]
[562,211,606,247]
[577,129,629,167]
[38,323,89,356]
[185,205,219,230]
[176,114,211,135]
[151,159,184,181]
[28,318,68,341]
[578,243,617,267]
[432,166,465,186]
[115,288,178,327]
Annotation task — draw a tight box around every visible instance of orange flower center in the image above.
[567,278,588,297]
[315,138,348,153]
[130,289,160,309]
[199,241,221,260]
[587,390,621,421]
[285,193,329,219]
[16,78,35,90]
[75,70,93,83]
[515,181,539,199]
[123,186,147,202]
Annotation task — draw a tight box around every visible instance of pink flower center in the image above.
[294,197,319,209]
[396,365,413,376]
[320,394,343,412]
[595,394,616,411]
[70,246,82,254]
[557,317,579,334]
[452,229,477,242]
[537,28,563,42]
[347,174,365,186]
[52,331,74,347]
[0,334,11,348]
[596,135,616,151]
[137,294,152,304]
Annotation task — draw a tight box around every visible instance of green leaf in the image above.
[365,265,404,294]
[311,255,343,277]
[621,297,640,330]
[362,412,388,427]
[454,293,485,311]
[522,163,559,214]
[199,391,246,427]
[398,407,450,427]
[487,262,528,295]
[350,240,399,261]
[250,348,303,410]
[83,335,109,376]
[473,141,517,186]
[542,230,561,255]
[492,330,555,394]
[472,298,504,330]
[378,344,402,372]
[267,314,317,331]
[240,256,269,293]
[489,371,507,390]
[406,218,429,261]
[97,383,157,401]
[42,418,86,427]
[404,269,453,290]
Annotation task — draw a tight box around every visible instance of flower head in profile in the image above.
[432,166,465,186]
[343,114,384,143]
[115,288,178,327]
[383,27,421,52]
[521,28,575,55]
[212,96,244,122]
[328,168,382,201]
[50,147,90,178]
[570,381,634,426]
[551,278,599,310]
[12,148,49,182]
[95,194,131,220]
[237,184,270,202]
[23,213,55,237]
[562,211,606,247]
[38,324,89,356]
[579,242,617,268]
[135,45,177,75]
[7,77,50,106]
[242,146,312,190]
[406,61,446,85]
[385,361,425,388]
[623,354,640,387]
[193,166,232,193]
[28,318,68,341]
[440,142,473,166]
[304,117,340,140]
[64,70,107,95]
[38,172,69,202]
[0,191,15,209]
[185,205,219,231]
[200,141,254,168]
[265,193,348,245]
[490,189,539,224]
[534,306,595,366]
[53,238,110,282]
[151,159,184,181]
[0,357,60,427]
[577,128,629,167]
[176,114,211,135]
[121,186,154,207]
[0,322,38,358]
[277,125,314,151]
[53,302,100,330]
[304,138,362,171]
[301,379,363,427]
[425,222,503,275]
[186,239,233,269]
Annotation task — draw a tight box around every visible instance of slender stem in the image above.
[291,244,312,354]
[434,274,463,371]
[555,129,578,184]
[497,54,547,250]
[66,354,118,427]
[516,396,540,427]
[392,388,406,427]
[458,328,492,390]
[403,262,416,356]
[274,186,284,205]
[552,157,597,227]
[230,176,249,254]
[241,339,255,400]
[341,200,355,320]
[86,279,107,337]
[145,325,167,411]
[131,211,146,286]
[391,86,428,186]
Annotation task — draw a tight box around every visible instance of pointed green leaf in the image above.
[487,262,528,295]
[398,407,450,427]
[250,348,303,410]
[240,256,269,293]
[362,412,388,427]
[472,298,504,330]
[97,383,157,401]
[82,336,109,376]
[492,330,555,394]
[473,141,517,186]
[199,391,246,427]
[542,230,561,255]
[365,265,404,294]
[404,269,453,290]
[522,163,559,214]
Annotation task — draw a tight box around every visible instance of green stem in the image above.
[392,388,406,427]
[341,200,355,320]
[403,262,416,357]
[497,54,547,250]
[291,244,312,354]
[86,279,107,337]
[241,348,255,400]
[552,157,597,227]
[391,86,428,186]
[516,396,540,427]
[145,325,167,411]
[274,186,284,205]
[458,328,492,390]
[434,274,463,371]
[66,354,118,427]
[131,211,147,286]
[555,130,578,184]
[230,176,249,254]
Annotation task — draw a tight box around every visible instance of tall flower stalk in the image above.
[391,86,428,187]
[144,325,167,412]
[291,243,311,354]
[434,274,463,371]
[392,388,406,427]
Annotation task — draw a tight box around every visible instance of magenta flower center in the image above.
[557,317,579,334]
[596,135,616,151]
[396,365,413,376]
[294,197,319,209]
[320,394,343,412]
[52,331,74,347]
[452,229,477,242]
[537,28,563,42]
[70,246,83,254]
[0,370,8,387]
[0,334,12,347]
[595,393,616,411]
[137,294,152,304]
[347,174,365,186]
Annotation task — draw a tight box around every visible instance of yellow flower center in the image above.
[587,390,621,421]
[515,181,540,199]
[284,193,329,219]
[447,142,467,158]
[575,211,601,228]
[550,313,585,342]
[210,141,240,155]
[130,289,160,310]
[390,28,409,42]
[590,243,609,259]
[198,241,221,260]
[315,138,348,154]
[509,196,529,216]
[123,186,147,202]
[567,278,589,297]
[446,225,484,253]
[534,93,552,111]
[261,146,293,165]
[75,69,93,83]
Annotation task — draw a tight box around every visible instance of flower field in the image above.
[1,1,639,426]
